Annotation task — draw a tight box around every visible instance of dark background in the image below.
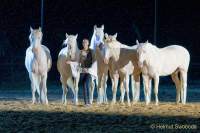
[0,0,199,88]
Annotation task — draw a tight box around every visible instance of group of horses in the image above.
[25,25,190,106]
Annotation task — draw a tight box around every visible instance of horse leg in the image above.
[43,73,48,105]
[111,74,119,104]
[40,74,48,105]
[74,75,80,105]
[180,70,187,104]
[143,75,150,105]
[100,75,106,104]
[67,77,77,105]
[171,72,181,104]
[103,74,108,103]
[132,74,140,103]
[119,79,125,104]
[62,83,68,105]
[89,77,95,104]
[125,74,130,106]
[148,78,152,103]
[131,75,135,103]
[97,75,103,104]
[30,73,36,104]
[61,76,68,105]
[154,75,159,105]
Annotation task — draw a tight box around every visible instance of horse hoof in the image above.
[182,102,186,105]
[120,102,125,105]
[132,101,137,105]
[63,102,67,106]
[127,103,131,107]
[111,101,116,105]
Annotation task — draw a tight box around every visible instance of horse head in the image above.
[29,27,43,48]
[103,33,120,64]
[93,24,104,41]
[90,25,105,50]
[63,33,79,60]
[136,40,154,68]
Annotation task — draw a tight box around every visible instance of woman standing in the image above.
[79,39,93,106]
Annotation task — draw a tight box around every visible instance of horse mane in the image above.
[106,39,136,49]
[90,32,96,49]
[63,38,68,46]
[146,43,160,54]
[106,40,121,48]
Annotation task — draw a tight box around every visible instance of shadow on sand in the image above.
[0,110,199,132]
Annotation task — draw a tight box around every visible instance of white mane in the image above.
[58,46,68,57]
[63,38,68,46]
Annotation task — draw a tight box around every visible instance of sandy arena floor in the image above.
[0,100,199,132]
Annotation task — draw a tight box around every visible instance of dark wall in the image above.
[0,0,199,86]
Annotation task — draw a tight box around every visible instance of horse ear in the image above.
[146,40,149,43]
[105,33,108,39]
[101,25,104,30]
[30,26,33,32]
[136,40,140,45]
[75,34,78,39]
[38,27,41,31]
[94,25,97,30]
[66,33,69,38]
[113,33,118,39]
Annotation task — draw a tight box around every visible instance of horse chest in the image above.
[142,65,156,77]
[31,57,47,75]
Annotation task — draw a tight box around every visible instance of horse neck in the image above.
[74,43,80,61]
[145,46,160,66]
[32,39,43,58]
[96,47,104,60]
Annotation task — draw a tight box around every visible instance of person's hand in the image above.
[82,68,88,72]
[66,61,71,64]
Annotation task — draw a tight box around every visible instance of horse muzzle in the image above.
[138,61,143,68]
[104,58,109,64]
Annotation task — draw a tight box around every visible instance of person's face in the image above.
[83,40,89,50]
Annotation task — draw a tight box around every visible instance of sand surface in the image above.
[0,100,199,132]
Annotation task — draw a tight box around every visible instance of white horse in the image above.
[25,27,52,104]
[57,33,80,105]
[103,33,142,105]
[136,40,190,105]
[90,25,109,104]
